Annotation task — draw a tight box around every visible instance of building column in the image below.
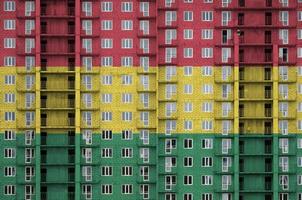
[35,1,41,199]
[233,31,240,200]
[272,44,279,200]
[75,0,81,199]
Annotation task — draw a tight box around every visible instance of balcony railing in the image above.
[68,118,75,126]
[68,81,75,90]
[41,118,47,126]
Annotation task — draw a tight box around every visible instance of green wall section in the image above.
[0,133,302,200]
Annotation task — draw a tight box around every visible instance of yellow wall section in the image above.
[0,66,301,134]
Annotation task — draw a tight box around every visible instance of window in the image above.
[101,130,112,140]
[222,139,232,154]
[122,93,132,103]
[202,66,213,76]
[121,20,133,30]
[121,57,133,66]
[201,193,213,200]
[82,166,92,181]
[4,167,15,177]
[201,139,213,149]
[82,75,92,90]
[4,148,16,158]
[121,38,133,48]
[101,57,113,66]
[279,175,289,190]
[82,185,93,199]
[121,112,132,121]
[122,130,132,140]
[298,157,302,167]
[140,148,149,163]
[140,166,149,181]
[4,130,15,140]
[184,102,193,112]
[202,84,213,94]
[298,48,302,58]
[25,112,35,126]
[280,11,289,25]
[25,56,35,71]
[101,2,113,12]
[184,175,193,185]
[4,57,16,66]
[184,84,193,94]
[184,139,193,149]
[102,75,113,85]
[202,11,213,21]
[5,75,15,85]
[82,112,92,127]
[184,29,193,39]
[82,38,92,53]
[279,29,288,44]
[222,48,231,62]
[140,20,150,35]
[5,112,15,121]
[25,103,36,121]
[101,166,112,176]
[184,157,193,167]
[101,148,113,158]
[299,11,302,21]
[222,175,232,190]
[4,1,15,11]
[184,11,193,21]
[222,157,232,172]
[298,29,302,40]
[4,185,15,195]
[121,2,133,12]
[82,20,92,35]
[4,38,15,48]
[101,39,113,49]
[101,20,113,30]
[4,93,15,103]
[121,148,133,158]
[165,11,177,26]
[121,184,133,194]
[184,120,193,130]
[82,57,92,71]
[298,138,302,149]
[201,29,213,39]
[121,166,133,176]
[121,75,132,85]
[201,157,213,167]
[202,48,213,58]
[222,11,231,26]
[101,94,112,103]
[101,184,112,194]
[4,20,15,30]
[140,112,149,126]
[202,120,213,131]
[140,130,149,144]
[201,175,213,185]
[184,48,193,58]
[82,2,92,16]
[101,112,112,121]
[140,2,149,16]
[25,20,35,35]
[202,102,213,112]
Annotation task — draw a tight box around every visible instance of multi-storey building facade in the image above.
[1,0,302,200]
